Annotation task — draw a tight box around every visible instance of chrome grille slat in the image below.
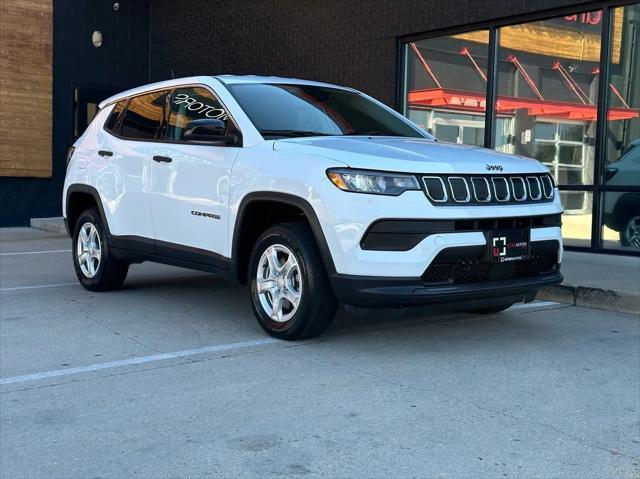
[510,177,527,201]
[527,176,542,200]
[422,176,448,203]
[492,177,510,202]
[471,177,491,202]
[447,177,471,203]
[540,175,554,199]
[421,173,554,206]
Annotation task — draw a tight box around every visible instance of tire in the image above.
[72,207,129,291]
[249,222,338,340]
[619,215,640,247]
[467,303,514,315]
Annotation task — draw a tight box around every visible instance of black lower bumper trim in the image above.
[330,272,563,308]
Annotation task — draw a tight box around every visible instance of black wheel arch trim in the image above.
[231,192,337,282]
[65,184,112,237]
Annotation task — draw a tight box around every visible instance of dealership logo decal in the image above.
[486,164,504,172]
[492,236,507,257]
[173,93,228,120]
[492,236,529,262]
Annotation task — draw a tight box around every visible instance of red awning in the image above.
[408,88,639,121]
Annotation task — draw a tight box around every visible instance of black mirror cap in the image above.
[184,118,226,138]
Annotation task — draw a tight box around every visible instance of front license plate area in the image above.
[488,229,530,263]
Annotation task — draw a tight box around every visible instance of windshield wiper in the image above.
[341,131,406,137]
[259,129,333,138]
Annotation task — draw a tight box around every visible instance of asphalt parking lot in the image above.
[1,228,639,479]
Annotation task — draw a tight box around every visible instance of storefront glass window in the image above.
[562,192,594,247]
[602,4,640,250]
[495,12,602,191]
[404,31,489,146]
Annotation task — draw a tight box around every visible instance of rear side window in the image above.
[119,90,170,140]
[104,100,126,133]
[166,87,229,141]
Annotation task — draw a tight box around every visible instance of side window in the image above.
[166,87,229,141]
[104,100,126,134]
[119,90,170,140]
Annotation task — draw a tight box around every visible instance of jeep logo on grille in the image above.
[486,164,504,172]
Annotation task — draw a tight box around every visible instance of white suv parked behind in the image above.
[63,76,564,339]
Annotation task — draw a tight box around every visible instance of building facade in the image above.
[1,0,638,255]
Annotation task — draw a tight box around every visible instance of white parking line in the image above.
[0,282,78,292]
[511,301,561,310]
[0,249,71,256]
[0,338,278,386]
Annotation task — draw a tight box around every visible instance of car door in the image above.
[98,91,169,240]
[149,85,242,260]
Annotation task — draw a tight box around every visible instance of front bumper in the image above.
[331,271,563,308]
[314,182,565,277]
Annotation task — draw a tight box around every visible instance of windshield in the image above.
[226,83,432,139]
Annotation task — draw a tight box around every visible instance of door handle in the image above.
[153,155,173,163]
[98,150,113,157]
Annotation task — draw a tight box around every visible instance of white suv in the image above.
[63,75,564,339]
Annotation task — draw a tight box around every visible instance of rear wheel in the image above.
[72,208,129,291]
[249,223,337,340]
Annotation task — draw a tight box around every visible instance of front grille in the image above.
[421,262,453,282]
[421,173,555,206]
[422,240,559,285]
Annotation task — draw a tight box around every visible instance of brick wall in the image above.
[149,0,594,107]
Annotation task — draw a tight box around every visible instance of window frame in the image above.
[102,83,244,147]
[103,99,128,136]
[115,89,171,141]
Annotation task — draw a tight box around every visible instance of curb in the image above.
[30,217,67,235]
[537,284,640,316]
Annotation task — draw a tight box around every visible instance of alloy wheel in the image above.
[77,222,102,278]
[256,244,302,322]
[623,216,640,247]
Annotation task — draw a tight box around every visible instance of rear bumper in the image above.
[331,271,563,308]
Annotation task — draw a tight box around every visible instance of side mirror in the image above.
[184,119,236,144]
[182,118,242,146]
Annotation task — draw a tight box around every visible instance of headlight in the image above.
[326,168,420,196]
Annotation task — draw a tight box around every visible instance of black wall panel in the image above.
[1,0,150,226]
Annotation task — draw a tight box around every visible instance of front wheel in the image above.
[620,215,640,247]
[249,223,337,340]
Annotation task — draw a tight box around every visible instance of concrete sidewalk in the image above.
[27,218,640,315]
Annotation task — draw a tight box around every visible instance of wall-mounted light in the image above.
[92,31,103,48]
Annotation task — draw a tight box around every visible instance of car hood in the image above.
[273,136,548,174]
